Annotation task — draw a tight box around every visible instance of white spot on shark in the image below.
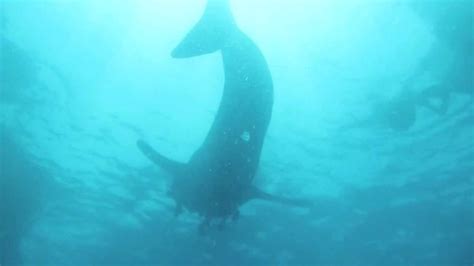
[240,131,250,142]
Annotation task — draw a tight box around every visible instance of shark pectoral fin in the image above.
[137,139,186,176]
[248,186,314,209]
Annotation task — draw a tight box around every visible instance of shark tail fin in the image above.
[137,140,186,176]
[171,0,236,58]
[248,186,314,208]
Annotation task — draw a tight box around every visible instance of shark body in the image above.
[138,0,309,231]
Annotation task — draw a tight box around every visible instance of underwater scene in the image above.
[1,0,473,265]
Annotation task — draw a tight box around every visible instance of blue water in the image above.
[1,1,473,265]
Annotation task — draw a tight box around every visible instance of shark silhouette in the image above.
[138,0,310,231]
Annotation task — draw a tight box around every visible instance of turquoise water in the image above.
[1,0,473,265]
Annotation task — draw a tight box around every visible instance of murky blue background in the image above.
[1,0,473,265]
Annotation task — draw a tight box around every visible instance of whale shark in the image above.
[138,0,310,231]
